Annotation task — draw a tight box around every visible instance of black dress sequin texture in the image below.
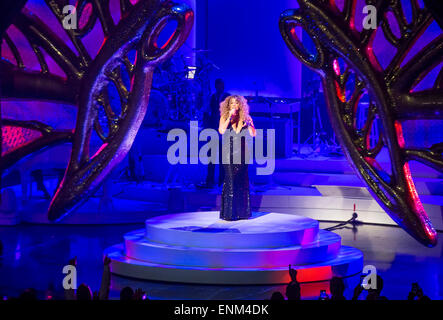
[220,122,252,221]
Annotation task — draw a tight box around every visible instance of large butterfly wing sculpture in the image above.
[0,0,193,221]
[280,0,443,247]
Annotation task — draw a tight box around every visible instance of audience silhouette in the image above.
[270,291,285,300]
[330,277,346,300]
[285,265,301,300]
[352,274,388,300]
[3,259,433,300]
[407,283,431,301]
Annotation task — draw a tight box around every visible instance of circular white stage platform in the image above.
[105,211,363,284]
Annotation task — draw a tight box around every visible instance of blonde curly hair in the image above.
[219,95,250,123]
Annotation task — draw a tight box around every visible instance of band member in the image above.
[202,79,230,187]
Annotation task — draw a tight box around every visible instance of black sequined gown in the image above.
[220,123,251,221]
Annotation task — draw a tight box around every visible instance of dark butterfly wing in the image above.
[0,0,194,221]
[280,0,442,247]
[424,0,443,29]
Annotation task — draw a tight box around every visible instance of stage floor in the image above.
[1,220,442,300]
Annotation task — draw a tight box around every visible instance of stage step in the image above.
[106,211,364,284]
[260,172,443,196]
[105,244,363,284]
[124,229,341,268]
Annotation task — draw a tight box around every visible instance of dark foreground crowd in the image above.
[0,248,432,301]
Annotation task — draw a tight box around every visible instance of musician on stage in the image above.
[200,79,230,188]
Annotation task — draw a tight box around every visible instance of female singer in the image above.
[218,95,256,221]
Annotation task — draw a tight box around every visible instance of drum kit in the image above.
[143,48,217,126]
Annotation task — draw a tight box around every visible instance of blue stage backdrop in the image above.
[196,0,302,99]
